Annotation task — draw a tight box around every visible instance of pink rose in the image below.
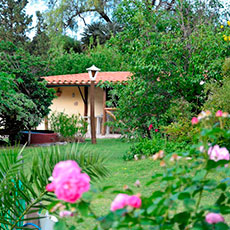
[191,117,198,125]
[111,194,141,212]
[128,195,141,209]
[55,173,90,203]
[46,160,90,203]
[59,210,73,218]
[155,129,159,132]
[205,212,225,224]
[52,160,81,179]
[208,145,230,162]
[148,124,153,131]
[216,110,223,117]
[46,182,55,192]
[111,194,129,211]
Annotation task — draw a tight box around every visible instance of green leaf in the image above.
[214,222,229,230]
[184,198,196,211]
[78,201,89,217]
[217,183,227,191]
[206,160,229,170]
[178,192,191,200]
[173,212,190,224]
[193,170,207,181]
[216,193,226,205]
[54,220,68,230]
[220,205,230,214]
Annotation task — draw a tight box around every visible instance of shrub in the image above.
[203,77,230,114]
[123,136,193,161]
[162,119,199,143]
[203,58,230,114]
[49,112,88,142]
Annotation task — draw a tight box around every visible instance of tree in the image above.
[62,35,82,53]
[27,11,50,57]
[107,0,230,138]
[47,44,128,76]
[81,21,122,48]
[44,0,121,34]
[0,0,32,46]
[0,41,55,142]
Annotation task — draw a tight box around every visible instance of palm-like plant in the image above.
[0,144,109,229]
[81,22,123,48]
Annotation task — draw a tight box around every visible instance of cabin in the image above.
[41,71,131,135]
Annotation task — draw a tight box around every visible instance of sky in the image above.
[25,0,92,40]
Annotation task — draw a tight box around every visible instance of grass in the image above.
[71,138,162,229]
[23,138,162,229]
[15,139,230,228]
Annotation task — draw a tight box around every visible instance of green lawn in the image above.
[23,139,229,229]
[72,138,163,229]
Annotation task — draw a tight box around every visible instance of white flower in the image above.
[200,80,205,85]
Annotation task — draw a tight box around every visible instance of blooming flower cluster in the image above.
[46,160,90,203]
[110,193,141,212]
[205,212,225,224]
[148,124,158,132]
[208,145,230,162]
[191,110,229,125]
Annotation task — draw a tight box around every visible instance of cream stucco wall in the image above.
[51,86,85,116]
[37,86,105,129]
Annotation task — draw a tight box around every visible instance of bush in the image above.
[162,119,199,143]
[123,136,193,161]
[49,112,88,142]
[203,77,230,114]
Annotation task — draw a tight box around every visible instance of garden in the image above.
[1,0,230,229]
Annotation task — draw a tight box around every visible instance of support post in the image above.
[44,116,48,130]
[84,87,88,117]
[90,81,96,144]
[102,89,107,135]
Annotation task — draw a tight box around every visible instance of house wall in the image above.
[37,86,104,130]
[50,86,85,115]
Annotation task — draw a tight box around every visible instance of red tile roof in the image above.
[43,72,131,86]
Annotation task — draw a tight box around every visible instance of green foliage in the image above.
[49,112,88,142]
[123,137,192,161]
[204,58,230,113]
[81,22,122,48]
[48,45,128,75]
[0,41,55,142]
[223,58,230,77]
[27,11,50,57]
[163,98,194,123]
[0,143,109,228]
[107,0,230,138]
[203,77,230,114]
[162,119,199,143]
[0,0,32,46]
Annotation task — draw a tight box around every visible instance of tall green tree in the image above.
[0,0,32,46]
[44,0,121,34]
[108,0,230,138]
[0,41,55,142]
[28,11,50,57]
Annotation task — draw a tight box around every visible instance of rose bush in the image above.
[46,111,230,230]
